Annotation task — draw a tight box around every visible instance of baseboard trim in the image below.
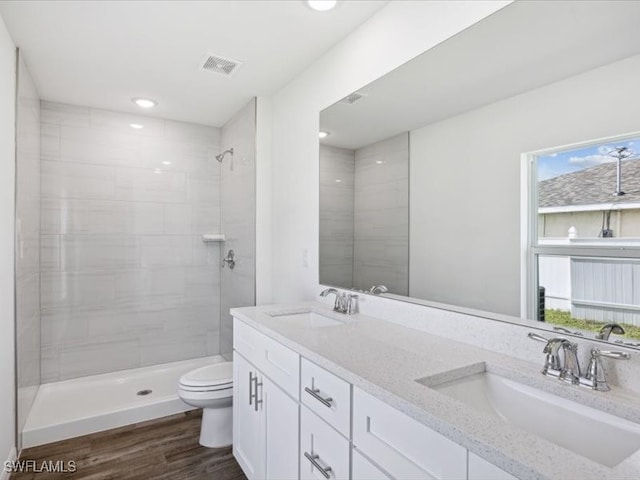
[1,447,17,480]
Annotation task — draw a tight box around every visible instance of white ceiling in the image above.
[320,1,640,150]
[0,0,387,127]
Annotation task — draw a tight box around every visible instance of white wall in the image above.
[267,0,511,304]
[255,97,273,305]
[0,12,16,466]
[220,99,256,359]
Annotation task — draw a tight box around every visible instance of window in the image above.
[523,133,640,342]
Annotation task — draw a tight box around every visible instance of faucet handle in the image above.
[594,350,630,360]
[346,294,358,315]
[527,332,549,343]
[584,348,630,391]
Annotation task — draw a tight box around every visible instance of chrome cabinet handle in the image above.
[249,371,254,406]
[253,374,263,411]
[304,452,332,479]
[304,387,333,408]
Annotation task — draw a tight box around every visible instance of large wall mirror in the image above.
[319,1,640,347]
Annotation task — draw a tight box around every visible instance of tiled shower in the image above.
[14,63,256,445]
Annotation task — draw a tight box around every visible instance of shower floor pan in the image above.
[22,355,225,448]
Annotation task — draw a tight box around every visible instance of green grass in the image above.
[545,309,640,340]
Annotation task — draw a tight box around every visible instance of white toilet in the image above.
[178,361,233,448]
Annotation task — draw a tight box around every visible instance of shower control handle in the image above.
[222,249,236,270]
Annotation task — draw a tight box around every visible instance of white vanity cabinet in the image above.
[233,320,300,480]
[232,317,517,480]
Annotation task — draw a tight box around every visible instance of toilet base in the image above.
[199,405,232,448]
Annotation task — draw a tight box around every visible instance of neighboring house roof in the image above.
[539,159,640,208]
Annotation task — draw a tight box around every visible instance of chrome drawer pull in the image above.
[304,452,332,479]
[249,371,254,406]
[305,387,333,408]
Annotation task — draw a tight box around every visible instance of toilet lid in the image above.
[179,362,233,388]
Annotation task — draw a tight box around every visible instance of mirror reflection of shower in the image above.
[216,147,234,170]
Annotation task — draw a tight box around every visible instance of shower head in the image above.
[215,148,234,163]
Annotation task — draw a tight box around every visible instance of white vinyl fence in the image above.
[539,256,640,326]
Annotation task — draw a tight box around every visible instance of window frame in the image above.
[521,131,640,321]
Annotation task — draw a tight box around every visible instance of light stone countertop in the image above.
[231,302,640,480]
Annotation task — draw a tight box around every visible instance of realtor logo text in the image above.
[4,460,77,473]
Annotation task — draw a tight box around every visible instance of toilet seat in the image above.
[179,362,233,392]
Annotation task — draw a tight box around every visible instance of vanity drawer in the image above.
[300,405,350,480]
[301,358,351,438]
[352,449,391,480]
[233,318,299,398]
[468,453,517,480]
[353,387,466,480]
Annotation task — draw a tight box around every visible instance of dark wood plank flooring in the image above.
[11,410,247,480]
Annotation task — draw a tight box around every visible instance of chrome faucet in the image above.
[596,323,625,341]
[528,332,630,391]
[369,284,388,295]
[319,289,358,315]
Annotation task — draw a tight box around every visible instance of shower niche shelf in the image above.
[202,233,226,243]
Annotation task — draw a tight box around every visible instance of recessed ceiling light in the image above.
[335,179,342,183]
[130,123,144,129]
[307,0,337,12]
[153,168,162,174]
[162,161,172,165]
[132,97,157,109]
[319,131,329,139]
[375,160,384,165]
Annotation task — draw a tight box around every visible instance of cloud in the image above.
[568,154,615,166]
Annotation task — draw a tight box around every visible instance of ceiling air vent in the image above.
[200,53,243,77]
[339,92,367,105]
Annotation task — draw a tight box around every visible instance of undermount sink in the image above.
[426,370,640,467]
[266,309,345,327]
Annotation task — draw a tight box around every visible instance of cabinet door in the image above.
[300,406,350,480]
[352,449,391,480]
[264,376,299,480]
[233,354,264,480]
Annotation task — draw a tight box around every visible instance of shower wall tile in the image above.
[58,337,140,379]
[140,235,193,267]
[40,235,60,271]
[16,56,41,450]
[42,160,116,200]
[115,167,187,203]
[41,101,90,127]
[353,132,409,296]
[319,145,355,289]
[220,99,256,359]
[164,203,221,234]
[41,124,60,160]
[41,199,164,235]
[41,101,223,381]
[59,235,141,271]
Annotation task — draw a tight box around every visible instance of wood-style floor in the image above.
[11,410,247,480]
